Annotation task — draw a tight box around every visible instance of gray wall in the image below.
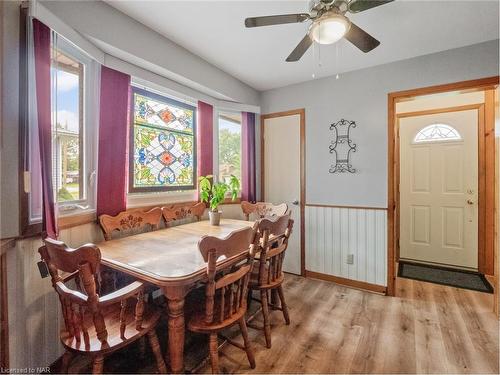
[1,1,21,238]
[41,0,260,106]
[260,40,500,208]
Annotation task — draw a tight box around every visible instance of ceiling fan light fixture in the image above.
[310,14,350,45]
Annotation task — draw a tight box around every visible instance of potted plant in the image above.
[199,174,240,225]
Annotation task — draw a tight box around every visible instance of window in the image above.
[130,87,196,192]
[414,124,462,143]
[52,48,84,203]
[49,36,97,215]
[218,111,242,183]
[25,34,97,225]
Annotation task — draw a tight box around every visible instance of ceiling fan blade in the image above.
[344,22,380,52]
[286,34,313,62]
[348,0,394,13]
[245,13,309,28]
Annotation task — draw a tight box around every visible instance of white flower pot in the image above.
[209,210,222,226]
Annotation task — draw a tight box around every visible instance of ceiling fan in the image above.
[245,0,393,62]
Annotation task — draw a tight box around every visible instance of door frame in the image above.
[261,109,306,276]
[387,76,499,296]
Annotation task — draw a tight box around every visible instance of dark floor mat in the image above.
[398,261,493,293]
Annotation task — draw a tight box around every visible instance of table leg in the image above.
[163,286,188,374]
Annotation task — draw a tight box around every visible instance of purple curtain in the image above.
[241,112,256,202]
[197,101,214,179]
[33,19,58,239]
[96,66,130,217]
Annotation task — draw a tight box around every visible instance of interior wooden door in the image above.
[399,109,479,269]
[262,113,302,275]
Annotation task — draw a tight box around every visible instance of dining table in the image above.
[97,218,255,373]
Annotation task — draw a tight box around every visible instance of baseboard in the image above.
[305,270,387,295]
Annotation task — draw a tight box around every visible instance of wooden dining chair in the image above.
[39,238,166,374]
[98,207,163,241]
[161,202,205,226]
[247,213,294,348]
[240,201,288,221]
[187,226,258,374]
[98,207,162,293]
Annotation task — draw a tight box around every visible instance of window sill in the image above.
[21,209,97,235]
[127,190,198,209]
[223,197,242,205]
[58,209,96,230]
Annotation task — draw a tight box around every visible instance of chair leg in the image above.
[277,285,290,325]
[247,289,253,310]
[270,289,279,310]
[60,350,73,374]
[148,330,167,374]
[92,355,104,374]
[208,332,220,374]
[138,336,146,359]
[260,290,272,348]
[238,317,256,369]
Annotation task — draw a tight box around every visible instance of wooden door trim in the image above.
[261,109,306,276]
[387,76,499,297]
[389,76,499,101]
[396,103,487,118]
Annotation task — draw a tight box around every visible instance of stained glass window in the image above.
[130,88,196,192]
[414,124,461,143]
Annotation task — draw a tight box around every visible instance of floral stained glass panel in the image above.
[133,125,194,188]
[131,88,196,191]
[134,93,194,134]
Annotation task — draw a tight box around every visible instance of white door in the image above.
[400,109,478,269]
[263,114,302,274]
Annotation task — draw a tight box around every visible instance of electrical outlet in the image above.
[346,254,354,265]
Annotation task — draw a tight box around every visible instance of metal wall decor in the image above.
[329,118,357,173]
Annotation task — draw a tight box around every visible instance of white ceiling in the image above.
[106,0,499,91]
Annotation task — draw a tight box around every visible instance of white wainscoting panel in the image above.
[305,206,387,286]
[7,222,103,369]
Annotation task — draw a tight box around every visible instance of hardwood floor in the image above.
[62,275,498,374]
[205,275,498,374]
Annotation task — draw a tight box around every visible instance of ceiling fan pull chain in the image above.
[318,32,322,68]
[335,43,340,79]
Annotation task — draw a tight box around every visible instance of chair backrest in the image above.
[255,213,294,287]
[162,202,205,226]
[240,201,288,221]
[99,207,162,240]
[198,225,257,324]
[39,238,109,348]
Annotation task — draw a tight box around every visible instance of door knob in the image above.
[292,200,299,206]
[466,199,474,205]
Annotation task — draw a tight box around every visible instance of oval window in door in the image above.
[413,123,462,143]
